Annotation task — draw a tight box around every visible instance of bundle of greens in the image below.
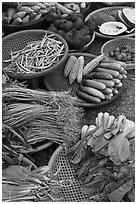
[3,84,83,153]
[67,112,135,202]
[2,164,72,202]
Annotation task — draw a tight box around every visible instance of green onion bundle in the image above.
[3,84,83,151]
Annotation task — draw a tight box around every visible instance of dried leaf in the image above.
[127,187,135,202]
[108,180,133,202]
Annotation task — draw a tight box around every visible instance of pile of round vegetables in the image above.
[109,45,135,64]
[3,32,65,74]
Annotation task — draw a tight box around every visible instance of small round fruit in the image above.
[73,18,84,30]
[62,21,73,32]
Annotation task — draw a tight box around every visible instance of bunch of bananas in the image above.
[77,60,127,104]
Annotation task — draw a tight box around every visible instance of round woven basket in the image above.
[101,37,135,70]
[48,145,89,202]
[2,30,69,80]
[2,3,51,34]
[85,6,135,39]
[43,52,120,107]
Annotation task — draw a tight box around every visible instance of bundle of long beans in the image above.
[3,84,83,152]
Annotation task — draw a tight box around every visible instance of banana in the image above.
[103,112,110,129]
[79,85,105,100]
[86,125,97,134]
[95,67,120,78]
[113,78,121,84]
[111,115,127,135]
[102,87,113,94]
[99,62,122,72]
[81,125,88,138]
[115,82,123,88]
[93,126,105,138]
[113,88,119,95]
[118,74,123,80]
[86,72,113,80]
[76,89,101,104]
[106,115,115,129]
[104,93,113,100]
[93,79,115,87]
[97,112,104,128]
[122,74,127,79]
[82,79,106,90]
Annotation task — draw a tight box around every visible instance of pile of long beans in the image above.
[3,32,65,74]
[3,84,83,150]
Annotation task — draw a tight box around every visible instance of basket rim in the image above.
[48,145,63,171]
[44,52,121,107]
[101,37,135,69]
[85,6,135,39]
[2,29,69,80]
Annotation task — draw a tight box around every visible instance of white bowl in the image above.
[99,21,127,36]
[122,8,135,28]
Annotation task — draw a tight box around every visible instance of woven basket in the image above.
[85,6,135,39]
[43,52,120,107]
[2,30,69,80]
[2,3,51,34]
[48,145,89,202]
[101,37,135,70]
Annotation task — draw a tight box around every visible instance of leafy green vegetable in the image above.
[108,133,130,164]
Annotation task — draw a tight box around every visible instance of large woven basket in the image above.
[85,6,135,39]
[101,37,135,70]
[48,145,89,202]
[2,30,69,80]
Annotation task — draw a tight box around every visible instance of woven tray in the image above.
[101,37,135,70]
[2,30,68,80]
[85,6,135,39]
[43,52,120,107]
[48,145,89,202]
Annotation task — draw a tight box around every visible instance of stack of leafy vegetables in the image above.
[2,165,72,201]
[67,112,135,202]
